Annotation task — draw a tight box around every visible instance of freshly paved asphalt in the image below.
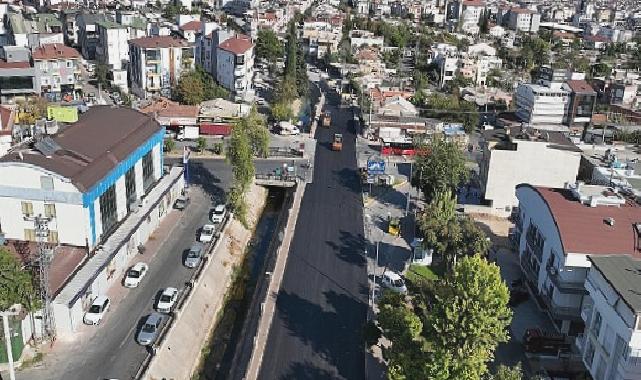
[258,82,368,379]
[15,170,226,380]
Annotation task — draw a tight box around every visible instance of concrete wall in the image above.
[483,140,581,210]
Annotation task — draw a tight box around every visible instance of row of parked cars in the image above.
[81,195,229,348]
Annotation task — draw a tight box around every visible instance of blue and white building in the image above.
[0,106,184,336]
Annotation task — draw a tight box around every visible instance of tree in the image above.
[412,138,468,203]
[378,256,512,380]
[0,248,39,312]
[487,363,523,380]
[272,101,294,121]
[426,256,512,380]
[95,63,109,89]
[479,10,489,34]
[17,97,48,125]
[256,29,284,63]
[175,71,205,105]
[226,108,269,225]
[164,137,176,152]
[196,137,207,152]
[418,190,489,271]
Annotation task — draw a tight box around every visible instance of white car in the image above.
[124,262,149,288]
[156,287,179,313]
[84,296,110,325]
[381,271,408,294]
[210,204,227,224]
[199,224,216,242]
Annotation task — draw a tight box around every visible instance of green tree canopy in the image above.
[379,256,512,380]
[0,248,39,312]
[174,67,229,105]
[256,29,284,63]
[412,138,468,203]
[271,101,294,121]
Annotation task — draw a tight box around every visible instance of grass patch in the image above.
[20,352,44,369]
[406,264,439,283]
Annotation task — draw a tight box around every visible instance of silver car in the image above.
[184,242,204,268]
[137,313,163,346]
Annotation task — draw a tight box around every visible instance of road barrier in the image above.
[133,213,231,380]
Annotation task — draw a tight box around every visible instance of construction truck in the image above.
[332,133,343,151]
[322,111,331,127]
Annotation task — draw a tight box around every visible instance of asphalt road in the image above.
[258,81,368,379]
[15,173,225,380]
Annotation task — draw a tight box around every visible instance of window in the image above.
[66,61,72,68]
[24,229,36,241]
[585,340,595,367]
[47,231,58,244]
[125,167,137,212]
[142,151,155,192]
[99,184,118,237]
[40,176,54,190]
[22,201,34,217]
[592,311,602,338]
[44,203,56,218]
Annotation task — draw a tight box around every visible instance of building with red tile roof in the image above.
[515,183,641,333]
[32,43,81,60]
[216,35,254,95]
[218,35,254,55]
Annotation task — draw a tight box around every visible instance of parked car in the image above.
[509,278,529,306]
[275,121,300,136]
[199,224,216,243]
[210,204,227,224]
[174,195,189,210]
[184,242,205,268]
[137,313,164,346]
[156,287,179,313]
[411,238,433,266]
[124,262,149,288]
[83,295,110,325]
[381,271,407,294]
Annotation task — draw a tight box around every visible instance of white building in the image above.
[0,107,184,336]
[515,83,569,126]
[216,35,254,96]
[514,183,638,334]
[32,43,83,102]
[507,8,540,33]
[349,30,385,51]
[96,20,130,71]
[479,127,581,211]
[459,0,485,32]
[128,36,195,99]
[579,255,641,380]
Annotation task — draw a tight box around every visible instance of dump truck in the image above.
[322,111,331,127]
[332,133,343,151]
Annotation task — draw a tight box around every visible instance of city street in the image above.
[258,80,368,379]
[14,177,224,380]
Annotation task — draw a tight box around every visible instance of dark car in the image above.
[174,195,189,211]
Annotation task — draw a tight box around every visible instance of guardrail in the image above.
[133,213,231,380]
[226,188,296,379]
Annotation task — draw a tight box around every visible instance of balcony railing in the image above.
[520,257,539,283]
[547,267,588,295]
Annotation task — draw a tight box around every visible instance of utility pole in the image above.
[371,241,379,307]
[26,214,55,341]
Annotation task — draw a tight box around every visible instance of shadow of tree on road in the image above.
[325,230,366,267]
[278,361,335,380]
[188,161,227,202]
[272,290,367,380]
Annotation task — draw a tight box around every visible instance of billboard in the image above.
[367,158,385,175]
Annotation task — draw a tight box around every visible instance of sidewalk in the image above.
[146,184,268,380]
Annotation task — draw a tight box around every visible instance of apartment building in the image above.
[349,30,384,51]
[579,255,641,380]
[128,36,194,99]
[515,183,639,334]
[32,43,82,102]
[479,127,581,211]
[0,46,36,102]
[216,35,254,96]
[515,82,570,126]
[504,8,541,33]
[195,24,232,78]
[96,20,129,71]
[564,80,597,132]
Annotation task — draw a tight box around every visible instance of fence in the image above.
[133,213,231,379]
[267,147,303,158]
[226,187,296,379]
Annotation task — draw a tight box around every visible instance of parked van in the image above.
[276,121,300,136]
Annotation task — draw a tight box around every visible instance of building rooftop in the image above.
[0,107,162,193]
[520,184,641,257]
[139,97,199,118]
[32,43,80,60]
[128,35,191,49]
[0,61,31,69]
[180,20,202,31]
[218,35,253,55]
[482,126,581,152]
[566,80,596,94]
[589,255,641,313]
[97,20,125,29]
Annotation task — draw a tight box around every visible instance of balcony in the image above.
[547,267,588,295]
[541,291,582,321]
